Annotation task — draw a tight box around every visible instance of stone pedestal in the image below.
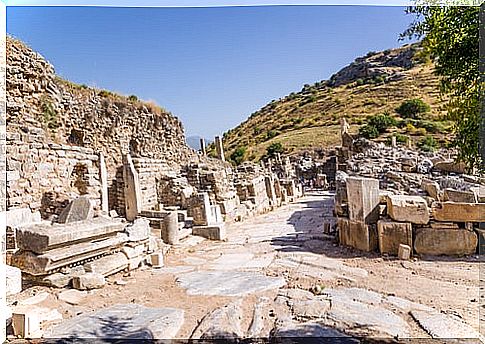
[214,136,225,162]
[122,154,142,222]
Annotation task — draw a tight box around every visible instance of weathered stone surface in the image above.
[99,153,109,213]
[161,211,179,245]
[44,304,184,339]
[377,220,412,255]
[421,179,440,200]
[411,310,484,340]
[6,264,22,296]
[57,196,94,224]
[11,309,42,338]
[272,321,355,340]
[192,224,226,241]
[19,292,50,306]
[12,234,128,275]
[338,217,378,252]
[41,273,71,288]
[123,154,142,222]
[322,288,410,338]
[149,252,164,268]
[125,218,150,242]
[58,289,87,305]
[290,298,331,319]
[16,217,124,253]
[387,195,429,224]
[398,244,411,260]
[443,188,478,203]
[346,177,380,224]
[191,300,243,339]
[72,272,106,290]
[434,160,467,174]
[414,228,477,256]
[84,252,129,276]
[176,270,286,296]
[432,202,485,222]
[5,207,41,228]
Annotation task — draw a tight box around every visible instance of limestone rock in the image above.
[386,195,429,224]
[191,300,243,339]
[58,289,87,305]
[72,272,106,290]
[443,188,478,203]
[414,228,477,256]
[338,217,378,252]
[57,196,94,224]
[377,220,412,255]
[432,202,485,222]
[346,177,380,224]
[6,264,22,296]
[44,304,184,339]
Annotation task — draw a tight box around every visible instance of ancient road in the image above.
[36,192,482,340]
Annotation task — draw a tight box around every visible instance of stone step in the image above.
[16,217,125,253]
[11,233,128,275]
[140,210,169,219]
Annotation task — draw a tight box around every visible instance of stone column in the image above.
[162,211,179,245]
[200,138,206,156]
[214,136,225,162]
[391,136,397,147]
[99,153,109,213]
[122,153,142,222]
[346,177,380,224]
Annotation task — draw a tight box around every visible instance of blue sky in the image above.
[7,5,416,138]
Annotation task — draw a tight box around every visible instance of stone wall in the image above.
[6,37,199,214]
[6,124,100,218]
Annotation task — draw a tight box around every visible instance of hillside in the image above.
[216,43,452,163]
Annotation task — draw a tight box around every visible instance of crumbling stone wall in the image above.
[6,124,100,218]
[6,37,199,213]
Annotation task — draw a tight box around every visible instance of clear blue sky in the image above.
[7,5,416,138]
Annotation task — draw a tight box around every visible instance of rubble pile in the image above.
[333,127,484,257]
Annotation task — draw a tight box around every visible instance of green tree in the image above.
[367,114,398,133]
[402,5,481,171]
[359,124,379,139]
[395,99,430,119]
[230,147,246,165]
[266,142,284,158]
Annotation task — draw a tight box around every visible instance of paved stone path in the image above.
[43,192,482,341]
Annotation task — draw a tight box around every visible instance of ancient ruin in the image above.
[2,32,483,343]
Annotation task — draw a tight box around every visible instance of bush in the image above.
[367,114,398,133]
[372,75,385,84]
[415,120,446,134]
[266,130,278,140]
[266,142,284,157]
[355,78,365,86]
[415,128,427,136]
[387,133,408,145]
[230,147,246,165]
[417,135,438,152]
[128,95,138,102]
[98,90,112,97]
[405,122,417,134]
[396,99,431,119]
[40,97,60,130]
[359,124,379,139]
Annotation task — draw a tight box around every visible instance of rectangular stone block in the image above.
[337,217,378,252]
[377,220,412,255]
[149,252,164,268]
[57,196,94,224]
[72,272,105,290]
[192,224,226,241]
[84,252,129,277]
[6,264,22,296]
[346,177,380,224]
[16,217,124,253]
[432,202,485,222]
[443,188,477,203]
[387,195,429,225]
[5,207,41,228]
[414,228,477,256]
[12,310,41,338]
[398,244,412,260]
[124,218,150,242]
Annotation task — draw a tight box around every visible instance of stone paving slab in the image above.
[176,270,286,296]
[44,304,184,339]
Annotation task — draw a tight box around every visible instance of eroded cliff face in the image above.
[6,36,198,214]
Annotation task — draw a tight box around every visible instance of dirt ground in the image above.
[9,192,483,340]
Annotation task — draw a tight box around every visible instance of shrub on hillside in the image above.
[396,99,431,119]
[359,124,379,139]
[367,114,398,133]
[417,135,438,152]
[266,130,278,140]
[266,142,284,157]
[128,95,138,102]
[230,147,246,165]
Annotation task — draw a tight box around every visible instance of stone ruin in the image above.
[331,119,485,258]
[3,37,306,338]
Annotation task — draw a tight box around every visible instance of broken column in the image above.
[161,211,179,245]
[200,138,206,156]
[214,136,225,162]
[123,153,142,222]
[99,153,109,213]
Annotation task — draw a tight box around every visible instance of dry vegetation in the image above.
[217,49,451,163]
